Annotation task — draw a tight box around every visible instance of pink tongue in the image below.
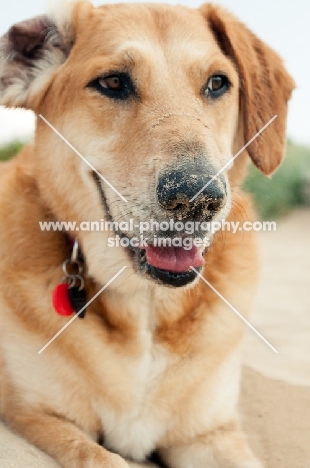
[145,245,204,273]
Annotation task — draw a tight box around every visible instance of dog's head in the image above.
[0,1,294,290]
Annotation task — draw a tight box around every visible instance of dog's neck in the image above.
[60,233,192,334]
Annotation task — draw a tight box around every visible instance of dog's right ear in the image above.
[201,4,295,176]
[0,11,76,111]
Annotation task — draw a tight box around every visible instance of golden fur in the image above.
[0,2,294,467]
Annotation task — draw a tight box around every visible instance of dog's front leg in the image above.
[158,421,263,468]
[4,409,129,468]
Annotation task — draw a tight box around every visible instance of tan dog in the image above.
[0,2,294,468]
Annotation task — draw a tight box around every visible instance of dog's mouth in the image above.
[131,242,205,287]
[92,173,205,287]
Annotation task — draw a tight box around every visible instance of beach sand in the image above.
[1,209,309,467]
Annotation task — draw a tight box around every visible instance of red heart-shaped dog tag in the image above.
[52,284,74,317]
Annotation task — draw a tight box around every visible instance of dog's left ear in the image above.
[0,8,77,111]
[201,5,295,175]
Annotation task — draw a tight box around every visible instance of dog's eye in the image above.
[205,75,230,98]
[87,73,134,100]
[99,75,123,91]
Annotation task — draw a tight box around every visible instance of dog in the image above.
[0,2,294,467]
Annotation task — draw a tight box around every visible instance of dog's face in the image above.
[38,3,239,288]
[0,2,294,290]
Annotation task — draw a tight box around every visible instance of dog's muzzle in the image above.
[133,161,227,287]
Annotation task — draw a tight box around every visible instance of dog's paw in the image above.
[215,455,263,468]
[81,449,129,468]
[100,452,130,468]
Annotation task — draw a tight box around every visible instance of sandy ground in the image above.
[0,209,309,468]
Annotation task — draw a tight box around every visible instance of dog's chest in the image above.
[94,328,171,461]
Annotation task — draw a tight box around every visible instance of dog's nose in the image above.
[156,167,226,217]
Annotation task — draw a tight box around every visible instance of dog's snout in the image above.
[156,166,226,217]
